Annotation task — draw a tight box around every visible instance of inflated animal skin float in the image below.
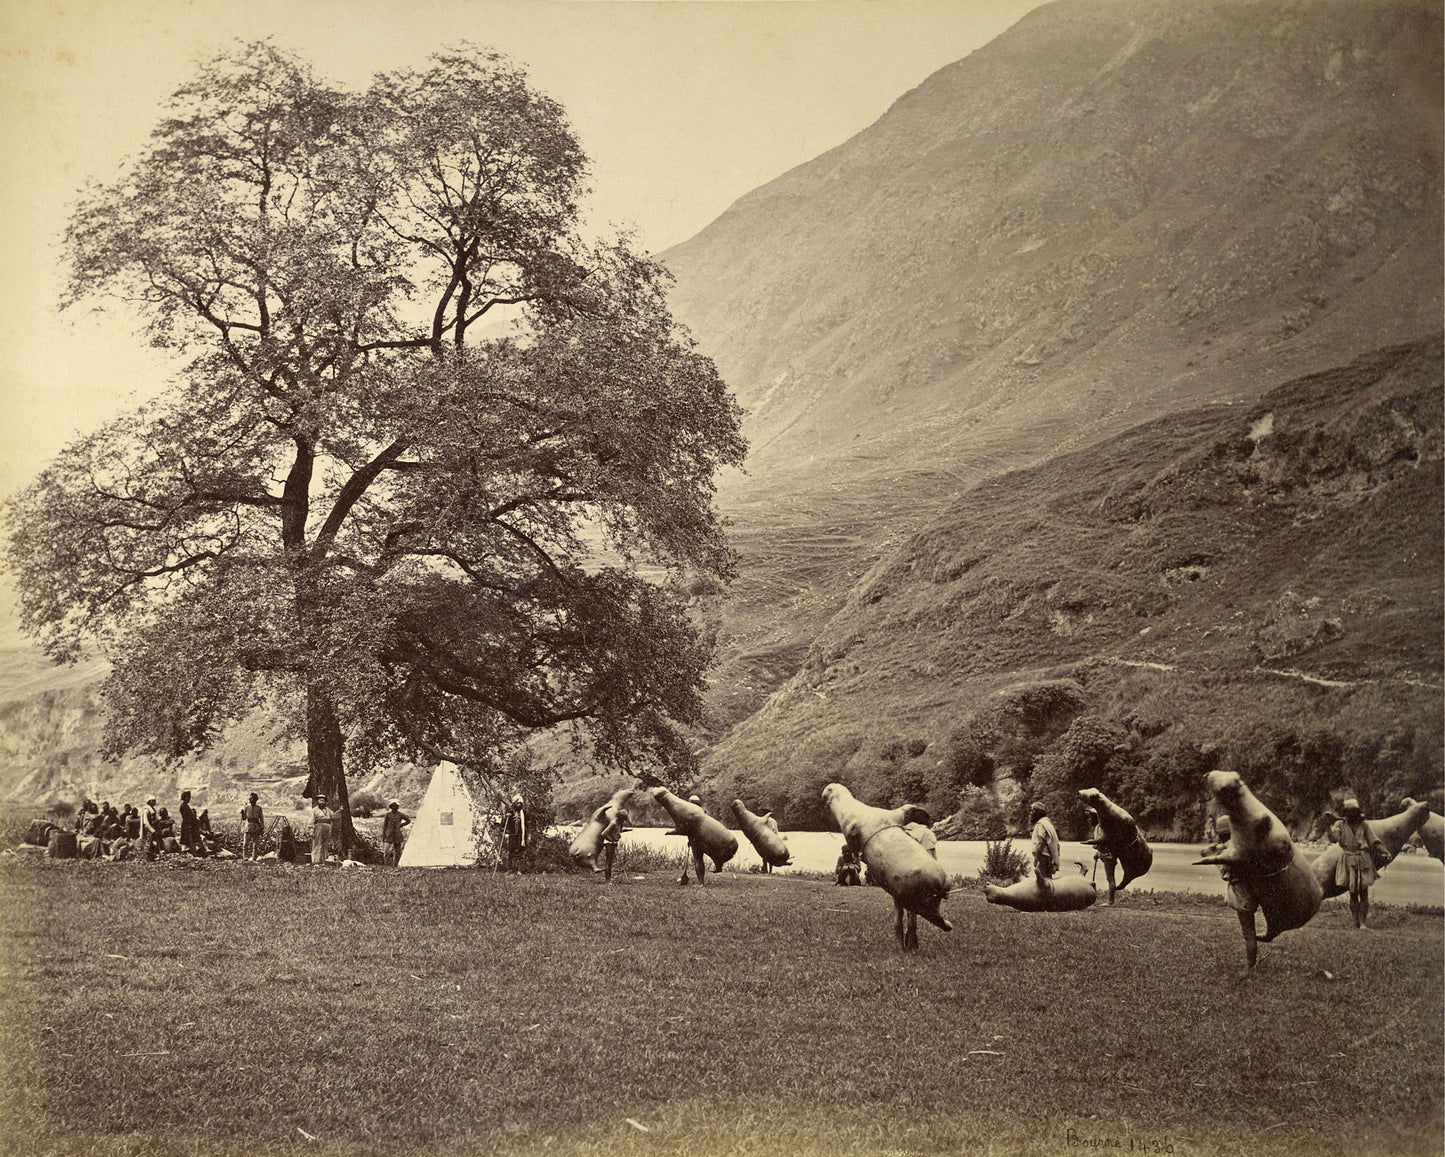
[1195,770,1321,941]
[1078,787,1153,888]
[822,783,952,951]
[984,866,1097,912]
[1311,799,1428,898]
[649,787,738,873]
[1400,797,1444,861]
[568,788,633,870]
[730,799,791,870]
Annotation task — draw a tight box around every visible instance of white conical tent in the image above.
[397,762,492,868]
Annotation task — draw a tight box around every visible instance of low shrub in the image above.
[520,831,587,874]
[522,833,695,877]
[608,839,692,876]
[941,785,1009,839]
[0,811,44,847]
[978,837,1029,884]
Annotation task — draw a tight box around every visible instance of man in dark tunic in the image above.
[179,790,201,855]
[381,802,410,867]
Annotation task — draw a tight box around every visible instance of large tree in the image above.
[3,42,746,838]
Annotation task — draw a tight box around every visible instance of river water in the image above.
[610,826,1445,908]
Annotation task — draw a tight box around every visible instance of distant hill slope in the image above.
[667,0,1443,746]
[0,645,308,813]
[702,336,1443,832]
[0,648,430,818]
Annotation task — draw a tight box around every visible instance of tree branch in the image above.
[313,439,410,551]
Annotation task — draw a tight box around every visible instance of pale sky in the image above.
[0,0,1039,503]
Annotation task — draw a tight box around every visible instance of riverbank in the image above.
[611,826,1445,908]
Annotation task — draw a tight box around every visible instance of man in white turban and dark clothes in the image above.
[500,794,527,873]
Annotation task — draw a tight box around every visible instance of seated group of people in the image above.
[65,792,392,865]
[72,793,222,861]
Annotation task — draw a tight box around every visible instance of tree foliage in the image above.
[949,786,1009,841]
[3,42,746,828]
[1028,715,1134,835]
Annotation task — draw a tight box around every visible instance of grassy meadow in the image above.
[0,857,1440,1157]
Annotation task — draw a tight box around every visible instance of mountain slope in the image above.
[665,0,1443,740]
[701,335,1443,831]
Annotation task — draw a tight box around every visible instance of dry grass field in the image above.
[0,857,1439,1157]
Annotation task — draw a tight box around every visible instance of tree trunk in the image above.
[305,684,356,853]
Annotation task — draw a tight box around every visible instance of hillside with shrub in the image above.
[665,0,1443,756]
[701,336,1443,838]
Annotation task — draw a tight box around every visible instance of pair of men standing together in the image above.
[242,792,330,862]
[247,791,390,864]
[1028,801,1132,906]
[238,792,341,863]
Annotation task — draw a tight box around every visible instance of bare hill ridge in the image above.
[702,335,1444,832]
[666,0,1442,488]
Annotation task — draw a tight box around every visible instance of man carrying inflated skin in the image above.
[1084,806,1120,906]
[600,807,629,882]
[678,795,711,886]
[1330,798,1384,931]
[1029,801,1059,889]
[1203,815,1260,976]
